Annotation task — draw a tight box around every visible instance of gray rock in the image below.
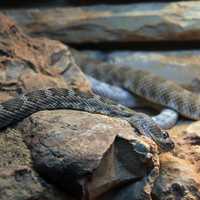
[0,128,71,200]
[21,110,159,199]
[3,2,200,43]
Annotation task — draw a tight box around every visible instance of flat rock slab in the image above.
[4,1,200,43]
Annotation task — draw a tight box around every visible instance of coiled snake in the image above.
[2,52,198,152]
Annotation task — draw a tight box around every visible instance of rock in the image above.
[95,137,159,200]
[151,121,200,200]
[0,128,72,200]
[21,110,159,199]
[3,2,200,44]
[153,154,200,200]
[0,13,90,94]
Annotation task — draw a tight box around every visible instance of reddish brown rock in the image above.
[0,13,90,95]
[151,122,200,200]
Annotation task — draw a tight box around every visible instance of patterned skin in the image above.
[88,75,178,129]
[79,59,200,120]
[0,88,174,152]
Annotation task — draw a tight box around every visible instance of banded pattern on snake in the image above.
[88,76,178,129]
[2,48,200,152]
[0,88,174,151]
[2,49,199,152]
[79,59,200,120]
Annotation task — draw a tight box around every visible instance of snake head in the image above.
[153,129,175,152]
[126,114,175,152]
[141,123,175,152]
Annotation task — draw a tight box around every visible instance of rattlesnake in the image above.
[4,50,200,152]
[1,49,199,152]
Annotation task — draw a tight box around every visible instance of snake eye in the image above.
[162,131,169,139]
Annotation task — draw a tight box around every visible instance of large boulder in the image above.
[3,2,200,44]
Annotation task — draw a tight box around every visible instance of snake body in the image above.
[3,50,199,151]
[0,88,131,129]
[79,59,200,120]
[88,76,178,129]
[0,88,174,151]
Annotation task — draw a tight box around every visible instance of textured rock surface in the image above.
[3,1,200,44]
[0,128,72,200]
[152,121,200,199]
[0,13,90,95]
[21,110,159,199]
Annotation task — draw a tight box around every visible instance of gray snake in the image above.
[88,76,178,129]
[78,59,200,120]
[1,51,199,152]
[2,51,198,152]
[0,88,174,151]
